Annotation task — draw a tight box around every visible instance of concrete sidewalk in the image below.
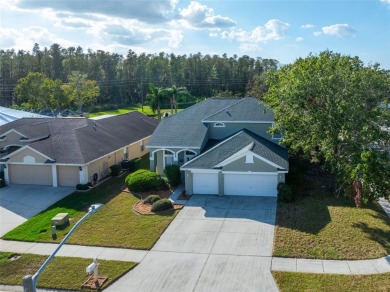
[272,256,390,275]
[0,239,148,263]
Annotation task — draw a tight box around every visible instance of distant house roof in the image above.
[0,111,158,164]
[0,106,47,126]
[181,130,288,170]
[147,97,274,149]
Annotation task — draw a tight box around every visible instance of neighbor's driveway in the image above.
[107,195,278,292]
[0,185,74,236]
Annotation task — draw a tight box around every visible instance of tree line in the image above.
[0,43,279,107]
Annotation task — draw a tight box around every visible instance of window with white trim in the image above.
[184,150,196,162]
[271,123,283,140]
[163,150,174,167]
[214,122,225,128]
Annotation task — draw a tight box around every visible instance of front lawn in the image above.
[0,252,136,291]
[2,176,178,249]
[272,271,390,292]
[274,162,390,260]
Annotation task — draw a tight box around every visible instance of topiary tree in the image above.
[109,164,121,176]
[164,165,181,187]
[125,169,162,192]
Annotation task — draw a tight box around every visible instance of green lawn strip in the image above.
[0,252,136,291]
[273,194,390,260]
[2,176,178,249]
[272,271,390,292]
[89,106,182,118]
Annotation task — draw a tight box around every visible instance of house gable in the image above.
[5,146,54,164]
[0,129,27,149]
[222,156,277,172]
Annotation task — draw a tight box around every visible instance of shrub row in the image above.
[76,183,90,191]
[121,158,142,172]
[109,164,121,176]
[164,165,181,187]
[277,183,294,202]
[144,194,161,204]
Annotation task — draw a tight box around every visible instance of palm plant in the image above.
[146,83,167,120]
[166,85,190,114]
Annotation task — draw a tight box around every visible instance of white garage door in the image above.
[10,164,53,186]
[193,172,219,195]
[224,173,277,197]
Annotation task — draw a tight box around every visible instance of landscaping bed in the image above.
[2,176,179,250]
[272,271,390,292]
[273,162,390,260]
[133,200,183,215]
[0,252,136,291]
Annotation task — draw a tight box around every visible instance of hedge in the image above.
[125,170,162,192]
[164,165,181,187]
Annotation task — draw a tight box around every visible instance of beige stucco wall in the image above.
[9,164,52,185]
[222,156,277,172]
[8,148,48,163]
[58,165,80,186]
[0,131,25,149]
[87,137,151,182]
[208,122,273,140]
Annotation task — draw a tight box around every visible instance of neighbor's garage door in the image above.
[9,164,52,186]
[224,173,277,196]
[193,172,219,195]
[58,166,79,186]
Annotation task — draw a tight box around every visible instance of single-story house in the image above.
[0,106,47,126]
[147,97,288,197]
[0,111,158,187]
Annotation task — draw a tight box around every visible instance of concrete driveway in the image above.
[0,185,74,236]
[107,195,278,292]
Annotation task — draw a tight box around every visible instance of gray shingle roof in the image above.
[147,98,242,148]
[181,130,288,170]
[0,111,158,164]
[147,97,274,149]
[202,98,274,122]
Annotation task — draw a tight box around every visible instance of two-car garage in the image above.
[191,171,279,197]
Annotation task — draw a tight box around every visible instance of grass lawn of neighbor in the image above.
[273,162,390,260]
[0,252,136,291]
[2,175,178,249]
[272,271,390,292]
[89,105,182,118]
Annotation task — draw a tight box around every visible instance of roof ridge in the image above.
[181,130,250,168]
[241,129,286,150]
[201,97,248,121]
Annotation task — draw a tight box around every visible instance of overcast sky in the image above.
[1,0,389,68]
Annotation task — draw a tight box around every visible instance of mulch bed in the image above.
[177,194,191,200]
[81,275,107,290]
[121,186,172,200]
[133,201,183,215]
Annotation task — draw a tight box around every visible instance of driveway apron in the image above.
[0,185,73,236]
[107,196,278,292]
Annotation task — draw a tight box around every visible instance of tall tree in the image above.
[64,71,100,112]
[14,72,66,112]
[263,51,390,207]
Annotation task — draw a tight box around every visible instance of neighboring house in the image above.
[147,97,288,197]
[0,106,47,126]
[0,111,158,187]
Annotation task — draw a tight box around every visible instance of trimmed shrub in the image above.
[110,164,121,176]
[125,169,162,192]
[144,195,160,204]
[87,182,93,188]
[0,178,5,188]
[121,157,142,171]
[151,199,173,212]
[76,183,89,191]
[277,183,294,202]
[164,165,181,187]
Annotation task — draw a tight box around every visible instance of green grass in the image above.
[89,106,182,118]
[0,252,136,291]
[272,271,390,292]
[2,176,178,249]
[274,163,390,260]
